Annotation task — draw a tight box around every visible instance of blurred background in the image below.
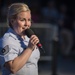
[0,0,75,75]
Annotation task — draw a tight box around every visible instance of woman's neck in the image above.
[21,35,25,40]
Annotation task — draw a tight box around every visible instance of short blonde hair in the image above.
[7,3,30,28]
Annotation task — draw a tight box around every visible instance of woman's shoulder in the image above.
[1,31,17,46]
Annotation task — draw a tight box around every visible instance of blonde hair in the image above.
[7,3,30,28]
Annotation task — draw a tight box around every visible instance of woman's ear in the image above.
[10,19,15,26]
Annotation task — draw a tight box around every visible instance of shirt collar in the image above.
[7,28,29,41]
[7,28,22,40]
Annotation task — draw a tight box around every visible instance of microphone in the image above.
[25,29,45,53]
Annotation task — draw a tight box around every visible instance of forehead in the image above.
[17,11,31,19]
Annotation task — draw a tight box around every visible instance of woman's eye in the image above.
[20,19,31,22]
[20,19,24,21]
[28,19,31,21]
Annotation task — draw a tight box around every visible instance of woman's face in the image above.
[12,11,31,36]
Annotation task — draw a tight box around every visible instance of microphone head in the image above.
[25,29,45,53]
[25,29,34,37]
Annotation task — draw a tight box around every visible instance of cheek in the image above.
[16,21,23,27]
[13,23,22,30]
[19,21,27,26]
[28,22,31,27]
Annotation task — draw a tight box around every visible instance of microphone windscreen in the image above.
[25,29,34,37]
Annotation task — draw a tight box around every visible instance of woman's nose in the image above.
[25,20,29,25]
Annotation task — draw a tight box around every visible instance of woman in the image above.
[0,3,40,75]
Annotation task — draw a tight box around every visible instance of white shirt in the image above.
[0,28,40,75]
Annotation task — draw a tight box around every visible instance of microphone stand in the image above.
[51,37,58,75]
